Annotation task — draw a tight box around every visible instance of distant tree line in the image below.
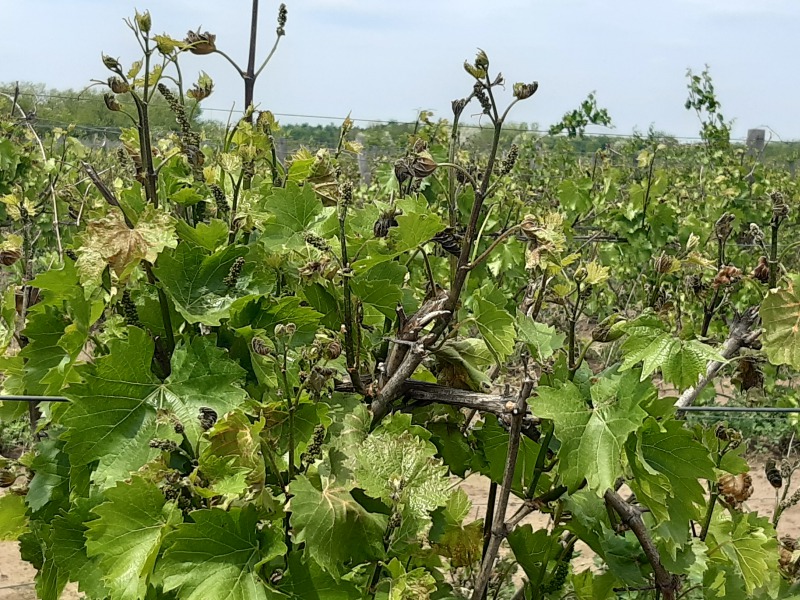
[3,84,800,166]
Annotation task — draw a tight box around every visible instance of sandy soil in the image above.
[0,459,797,598]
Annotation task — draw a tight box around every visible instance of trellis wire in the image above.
[1,394,800,415]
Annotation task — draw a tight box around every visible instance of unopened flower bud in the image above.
[409,153,437,178]
[714,213,735,242]
[324,340,342,360]
[0,249,21,266]
[198,407,218,431]
[339,180,353,204]
[473,82,491,114]
[224,256,245,288]
[574,266,588,283]
[108,76,129,94]
[513,82,539,100]
[135,10,152,34]
[464,61,486,80]
[474,48,489,71]
[592,314,626,342]
[752,256,770,284]
[185,30,217,55]
[187,72,214,101]
[654,252,675,274]
[149,439,178,452]
[102,54,121,72]
[452,98,468,119]
[104,93,122,112]
[251,337,272,357]
[304,232,331,253]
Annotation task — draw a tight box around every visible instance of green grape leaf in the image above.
[534,371,649,492]
[76,206,176,294]
[429,489,482,568]
[231,296,323,348]
[626,419,715,531]
[507,524,561,584]
[27,436,70,513]
[19,521,68,600]
[761,275,800,368]
[63,329,248,479]
[351,261,405,319]
[59,328,158,469]
[169,187,203,206]
[473,285,516,361]
[154,242,249,325]
[562,490,610,557]
[706,511,779,596]
[17,259,102,395]
[432,337,493,392]
[384,558,437,600]
[559,178,592,214]
[258,182,324,249]
[0,286,16,353]
[515,312,565,361]
[473,415,543,496]
[159,505,285,600]
[51,502,110,599]
[280,552,360,599]
[289,474,386,577]
[174,218,230,251]
[91,419,162,491]
[301,282,341,330]
[389,195,444,254]
[432,515,482,570]
[570,571,617,600]
[85,477,181,600]
[157,335,249,441]
[0,493,27,540]
[353,196,445,272]
[427,421,473,477]
[352,415,451,529]
[620,318,723,390]
[18,308,78,396]
[661,340,722,390]
[598,525,648,585]
[199,410,266,494]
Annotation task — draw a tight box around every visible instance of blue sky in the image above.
[1,0,798,139]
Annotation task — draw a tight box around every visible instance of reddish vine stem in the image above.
[604,489,680,600]
[675,306,760,410]
[470,376,534,600]
[371,78,509,421]
[481,482,498,560]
